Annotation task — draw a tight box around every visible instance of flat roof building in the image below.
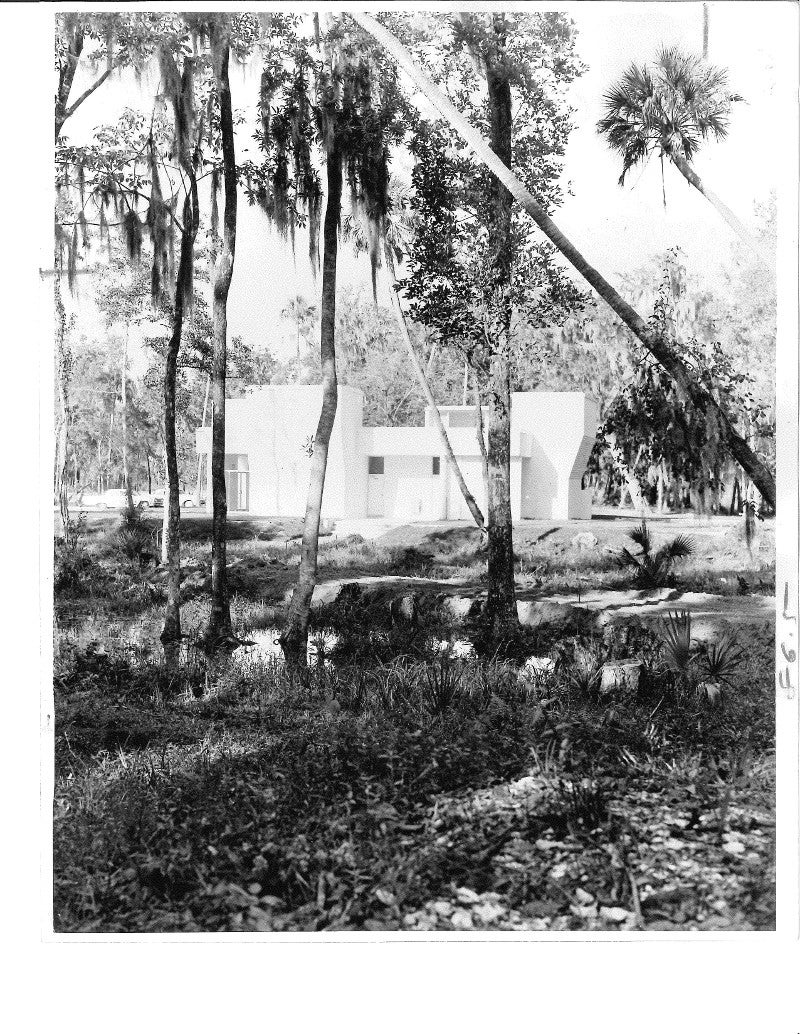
[195,385,599,522]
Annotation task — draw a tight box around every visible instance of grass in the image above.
[51,512,776,932]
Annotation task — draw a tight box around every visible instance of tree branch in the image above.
[62,64,116,125]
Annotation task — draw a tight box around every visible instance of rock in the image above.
[473,901,506,925]
[517,599,576,626]
[549,862,569,880]
[440,595,478,623]
[599,659,642,694]
[428,637,475,660]
[389,593,419,628]
[519,656,555,681]
[431,900,455,917]
[722,840,746,856]
[450,909,474,931]
[455,886,481,905]
[698,681,723,703]
[574,887,595,905]
[599,906,632,923]
[571,532,598,550]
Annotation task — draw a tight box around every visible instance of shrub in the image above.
[699,634,743,688]
[567,641,604,697]
[106,510,157,571]
[54,512,99,593]
[616,520,694,588]
[658,610,694,685]
[387,546,435,576]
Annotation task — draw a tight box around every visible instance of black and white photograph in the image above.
[6,0,800,1027]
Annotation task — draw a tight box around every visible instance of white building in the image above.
[195,385,599,522]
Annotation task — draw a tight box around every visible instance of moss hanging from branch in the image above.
[122,208,142,265]
[67,224,78,291]
[147,141,170,308]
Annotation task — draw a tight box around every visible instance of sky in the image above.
[59,2,791,362]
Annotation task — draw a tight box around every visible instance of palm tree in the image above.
[349,13,776,511]
[342,180,486,532]
[597,46,772,269]
[281,295,318,366]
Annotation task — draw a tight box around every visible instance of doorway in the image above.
[224,454,250,511]
[367,456,385,517]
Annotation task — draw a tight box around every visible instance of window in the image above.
[368,456,384,475]
[224,453,249,472]
[432,457,441,476]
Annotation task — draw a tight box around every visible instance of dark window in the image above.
[368,456,384,475]
[224,453,248,472]
[432,457,441,476]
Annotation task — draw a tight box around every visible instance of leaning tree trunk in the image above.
[483,40,518,637]
[350,13,776,512]
[475,378,489,499]
[161,181,199,651]
[383,242,485,530]
[280,143,343,668]
[205,28,238,651]
[669,151,773,271]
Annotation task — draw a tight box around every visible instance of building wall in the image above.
[196,385,364,519]
[196,387,599,522]
[446,456,486,522]
[383,455,447,521]
[512,392,599,520]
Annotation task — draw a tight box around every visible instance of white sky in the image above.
[60,2,790,359]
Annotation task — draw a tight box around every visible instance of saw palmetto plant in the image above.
[616,520,694,588]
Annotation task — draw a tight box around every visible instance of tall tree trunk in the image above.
[351,12,776,511]
[107,405,115,473]
[669,151,772,270]
[484,29,518,636]
[280,143,343,667]
[54,278,71,535]
[121,329,134,512]
[205,27,238,650]
[383,242,484,530]
[161,179,199,648]
[194,374,210,506]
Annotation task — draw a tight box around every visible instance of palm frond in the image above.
[702,635,743,686]
[598,45,733,181]
[663,533,694,559]
[659,609,693,674]
[629,520,651,553]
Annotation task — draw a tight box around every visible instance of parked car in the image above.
[99,488,131,510]
[69,489,103,508]
[151,489,201,508]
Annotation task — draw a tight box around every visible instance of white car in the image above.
[151,489,200,508]
[100,488,136,510]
